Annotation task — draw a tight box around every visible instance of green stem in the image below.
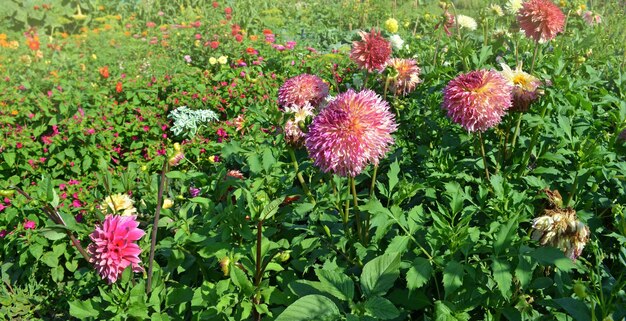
[351,176,363,243]
[288,148,316,204]
[518,103,549,177]
[530,41,540,74]
[479,132,490,181]
[507,112,524,167]
[147,159,168,294]
[369,165,378,198]
[564,168,580,207]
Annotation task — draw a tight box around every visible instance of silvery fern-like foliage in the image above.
[168,106,219,138]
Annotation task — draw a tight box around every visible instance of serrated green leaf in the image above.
[387,161,400,194]
[360,252,401,297]
[407,257,432,291]
[492,258,512,297]
[261,198,283,221]
[315,269,354,301]
[69,299,99,318]
[363,296,399,320]
[529,247,576,272]
[490,174,504,199]
[552,297,591,321]
[230,265,255,296]
[274,295,340,321]
[443,261,464,299]
[262,148,275,172]
[3,152,15,167]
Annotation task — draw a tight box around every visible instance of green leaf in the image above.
[274,295,340,321]
[387,161,400,194]
[3,152,15,167]
[490,174,504,199]
[360,252,401,297]
[262,148,275,172]
[315,269,354,301]
[363,296,400,320]
[41,251,59,268]
[443,260,464,299]
[552,297,591,321]
[529,247,576,272]
[166,286,193,307]
[406,257,432,291]
[39,227,67,241]
[493,215,518,255]
[69,299,99,319]
[492,258,512,297]
[230,265,255,296]
[260,198,283,221]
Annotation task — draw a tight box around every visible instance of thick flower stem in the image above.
[518,102,549,177]
[351,177,364,244]
[508,112,524,164]
[147,160,168,294]
[530,41,540,74]
[252,219,264,321]
[369,164,378,198]
[478,132,490,181]
[288,148,316,205]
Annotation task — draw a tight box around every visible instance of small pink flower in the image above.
[59,184,66,190]
[0,204,5,212]
[68,179,80,185]
[24,220,36,230]
[72,199,82,208]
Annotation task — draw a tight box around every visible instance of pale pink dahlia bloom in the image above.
[387,58,422,96]
[278,74,329,109]
[442,70,513,132]
[517,0,566,42]
[305,89,397,177]
[350,29,392,73]
[88,215,145,283]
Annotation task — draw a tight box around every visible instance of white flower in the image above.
[101,193,137,216]
[389,34,404,51]
[209,57,217,65]
[218,55,228,65]
[490,4,504,17]
[505,0,523,14]
[456,15,477,30]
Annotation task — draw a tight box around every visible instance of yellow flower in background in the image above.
[101,193,137,216]
[162,198,174,209]
[384,18,399,33]
[209,57,217,65]
[218,56,228,65]
[91,54,97,60]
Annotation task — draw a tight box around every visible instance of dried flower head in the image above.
[350,29,392,73]
[517,0,566,42]
[305,89,397,177]
[88,215,145,283]
[532,205,590,260]
[101,193,137,216]
[278,74,329,109]
[387,58,422,96]
[499,63,542,112]
[442,70,513,132]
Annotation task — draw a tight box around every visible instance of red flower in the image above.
[212,2,218,8]
[210,41,219,49]
[235,34,243,42]
[99,66,109,79]
[116,81,123,93]
[350,29,392,73]
[517,0,565,42]
[224,7,232,14]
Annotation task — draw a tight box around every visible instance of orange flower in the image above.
[249,35,258,41]
[27,36,40,50]
[116,81,123,93]
[99,66,109,78]
[245,47,258,55]
[262,29,273,35]
[11,110,18,116]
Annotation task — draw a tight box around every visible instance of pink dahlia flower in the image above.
[387,58,422,96]
[88,215,145,284]
[442,70,513,132]
[350,29,392,73]
[278,74,329,109]
[517,0,566,42]
[305,89,397,177]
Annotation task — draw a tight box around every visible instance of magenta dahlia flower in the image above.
[517,0,566,42]
[350,29,392,73]
[305,89,397,177]
[88,215,145,283]
[442,70,513,132]
[278,74,329,109]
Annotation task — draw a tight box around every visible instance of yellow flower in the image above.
[209,57,217,65]
[101,193,137,216]
[162,198,174,209]
[208,155,217,163]
[218,56,228,65]
[91,54,97,60]
[384,18,399,33]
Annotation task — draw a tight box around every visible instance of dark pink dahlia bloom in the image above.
[442,70,513,132]
[88,215,145,283]
[350,29,392,73]
[517,0,566,42]
[278,74,329,109]
[305,89,397,177]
